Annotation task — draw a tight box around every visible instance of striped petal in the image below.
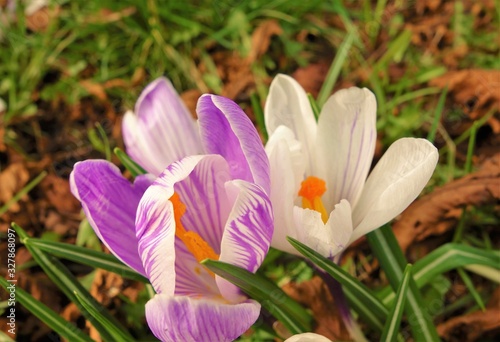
[264,74,317,174]
[122,77,202,175]
[350,138,439,242]
[197,94,270,194]
[217,180,273,301]
[316,87,376,211]
[70,160,152,276]
[135,155,231,295]
[145,294,261,342]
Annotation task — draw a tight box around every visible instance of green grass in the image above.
[1,1,498,341]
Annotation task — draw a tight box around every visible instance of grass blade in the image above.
[73,290,133,341]
[317,30,355,107]
[202,259,312,335]
[24,238,148,283]
[366,225,440,341]
[13,223,135,342]
[0,171,47,217]
[114,147,147,177]
[287,237,388,331]
[381,264,412,341]
[379,243,500,305]
[0,277,93,342]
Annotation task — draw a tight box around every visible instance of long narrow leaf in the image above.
[0,277,93,342]
[287,237,387,331]
[73,290,133,341]
[379,243,500,305]
[381,264,412,341]
[114,147,147,177]
[13,223,135,342]
[202,259,312,335]
[366,225,440,342]
[24,238,147,283]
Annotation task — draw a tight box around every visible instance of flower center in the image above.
[298,176,328,223]
[170,193,219,266]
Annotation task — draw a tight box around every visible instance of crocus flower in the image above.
[71,89,274,341]
[121,77,203,176]
[265,74,439,258]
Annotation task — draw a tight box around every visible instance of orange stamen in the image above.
[298,176,329,223]
[170,193,219,272]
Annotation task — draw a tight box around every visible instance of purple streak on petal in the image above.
[174,155,232,253]
[146,294,261,342]
[136,155,231,296]
[197,94,270,194]
[70,160,151,276]
[122,77,202,175]
[217,180,273,302]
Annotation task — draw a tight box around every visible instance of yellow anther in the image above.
[170,193,219,275]
[298,176,328,223]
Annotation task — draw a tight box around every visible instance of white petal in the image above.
[264,74,317,174]
[289,206,325,257]
[285,333,332,342]
[265,130,303,254]
[350,138,439,242]
[305,200,353,259]
[316,87,377,211]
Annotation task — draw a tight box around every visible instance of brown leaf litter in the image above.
[393,153,500,252]
[0,162,30,213]
[282,276,351,341]
[430,69,500,135]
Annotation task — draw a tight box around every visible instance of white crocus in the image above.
[265,74,439,258]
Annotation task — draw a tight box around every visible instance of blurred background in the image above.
[0,0,498,341]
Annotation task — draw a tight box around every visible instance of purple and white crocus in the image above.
[71,78,273,342]
[265,74,439,258]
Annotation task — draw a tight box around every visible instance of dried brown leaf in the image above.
[282,276,351,341]
[437,308,500,341]
[393,153,500,252]
[247,20,282,63]
[430,69,500,134]
[0,163,30,213]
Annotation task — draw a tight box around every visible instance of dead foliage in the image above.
[282,276,351,341]
[430,69,500,135]
[393,153,500,252]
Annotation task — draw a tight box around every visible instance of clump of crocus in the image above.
[71,79,273,342]
[265,74,438,258]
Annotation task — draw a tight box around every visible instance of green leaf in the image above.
[23,237,148,283]
[114,147,147,177]
[286,237,387,331]
[202,259,312,335]
[381,264,412,342]
[379,243,500,306]
[0,277,93,342]
[250,92,268,141]
[317,29,355,107]
[73,290,134,341]
[12,223,135,342]
[366,225,440,342]
[307,93,320,120]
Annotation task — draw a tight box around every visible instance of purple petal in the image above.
[122,77,202,175]
[217,180,273,301]
[146,294,261,342]
[197,94,270,194]
[136,155,231,295]
[316,87,377,210]
[70,160,152,276]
